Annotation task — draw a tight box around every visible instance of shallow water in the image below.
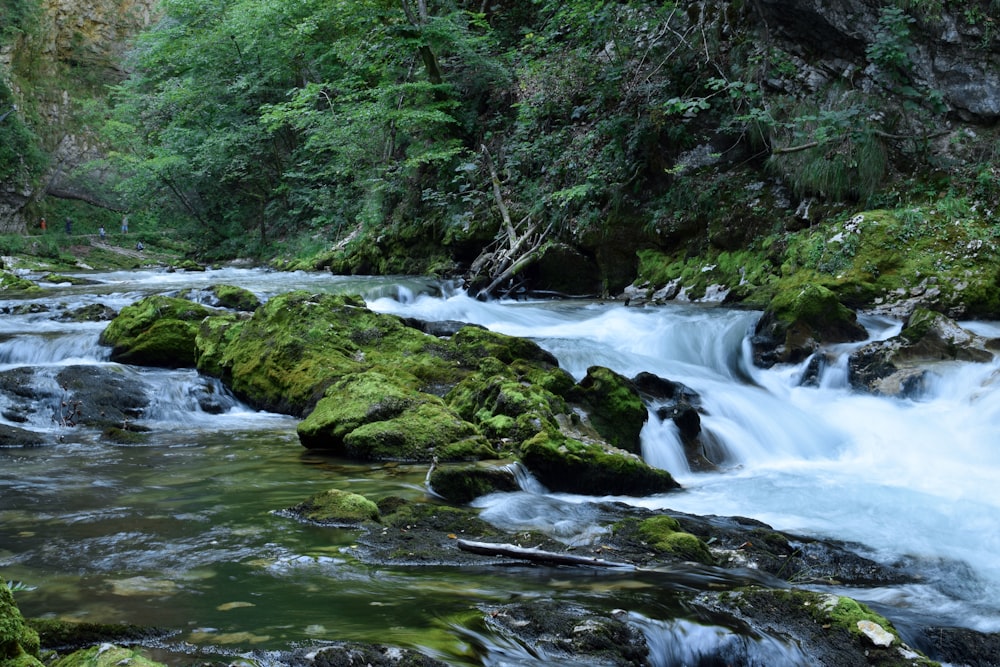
[2,267,999,664]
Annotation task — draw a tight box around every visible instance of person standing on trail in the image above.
[99,226,106,241]
[121,215,129,234]
[64,218,72,234]
[39,217,46,232]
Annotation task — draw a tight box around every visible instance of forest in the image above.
[2,0,1000,306]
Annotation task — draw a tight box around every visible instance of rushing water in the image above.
[2,266,999,665]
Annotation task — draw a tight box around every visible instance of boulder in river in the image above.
[297,371,492,462]
[849,307,995,396]
[753,283,868,366]
[519,429,680,496]
[99,295,217,368]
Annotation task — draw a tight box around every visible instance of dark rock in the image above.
[528,242,601,296]
[428,464,520,503]
[483,601,648,666]
[57,303,117,322]
[0,423,45,447]
[55,365,150,428]
[286,642,448,667]
[849,308,994,396]
[915,626,1000,667]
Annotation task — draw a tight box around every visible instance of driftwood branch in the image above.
[457,539,636,569]
[481,144,517,244]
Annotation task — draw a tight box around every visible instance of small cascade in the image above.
[633,614,812,666]
[0,331,110,367]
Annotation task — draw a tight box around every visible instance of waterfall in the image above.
[370,289,1000,632]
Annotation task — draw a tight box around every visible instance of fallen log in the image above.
[456,539,636,569]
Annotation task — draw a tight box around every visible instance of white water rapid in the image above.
[369,286,1000,635]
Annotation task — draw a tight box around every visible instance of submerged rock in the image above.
[482,600,648,666]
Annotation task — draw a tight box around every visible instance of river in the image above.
[2,266,999,665]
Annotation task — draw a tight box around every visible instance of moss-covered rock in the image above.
[0,580,43,667]
[0,272,40,294]
[194,291,463,416]
[49,645,165,667]
[445,361,568,448]
[635,515,714,564]
[208,284,259,311]
[569,366,647,454]
[298,372,491,461]
[428,464,520,503]
[753,283,868,366]
[99,296,216,368]
[518,429,679,496]
[281,488,380,525]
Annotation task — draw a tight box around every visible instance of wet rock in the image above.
[518,429,680,496]
[753,283,867,366]
[482,600,648,666]
[55,365,150,428]
[633,372,713,469]
[57,303,117,322]
[849,308,994,396]
[693,588,937,667]
[402,318,481,338]
[29,618,173,654]
[915,626,1000,667]
[100,295,217,368]
[284,642,448,667]
[428,463,520,503]
[0,423,46,447]
[207,284,259,311]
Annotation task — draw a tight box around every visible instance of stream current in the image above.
[1,266,999,665]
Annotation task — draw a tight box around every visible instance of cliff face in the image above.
[0,0,158,232]
[757,0,1000,122]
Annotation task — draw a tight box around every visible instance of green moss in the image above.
[571,366,647,454]
[0,580,43,667]
[209,284,260,311]
[298,372,489,462]
[285,488,380,525]
[637,516,714,564]
[49,645,165,667]
[518,429,680,496]
[0,272,40,293]
[99,296,215,368]
[823,595,898,642]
